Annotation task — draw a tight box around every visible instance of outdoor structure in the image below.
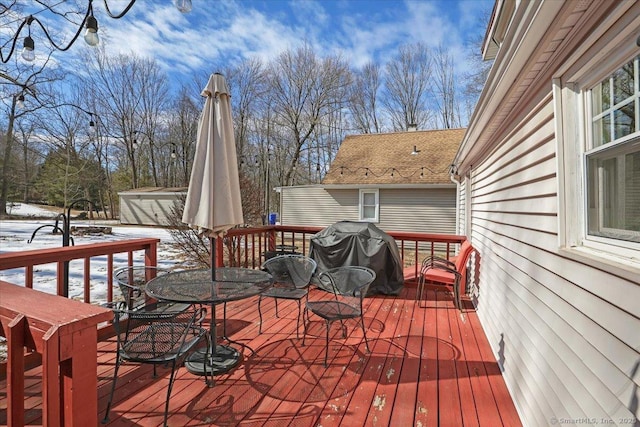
[278,128,464,234]
[118,187,187,226]
[455,1,640,426]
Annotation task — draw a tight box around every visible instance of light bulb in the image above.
[84,16,99,46]
[16,94,25,109]
[88,120,96,135]
[174,0,192,13]
[21,36,35,62]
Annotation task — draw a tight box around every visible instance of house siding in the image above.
[466,84,639,425]
[280,186,456,235]
[119,192,183,226]
[279,187,357,227]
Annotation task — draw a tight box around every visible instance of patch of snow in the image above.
[0,204,184,304]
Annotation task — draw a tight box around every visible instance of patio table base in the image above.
[185,345,240,376]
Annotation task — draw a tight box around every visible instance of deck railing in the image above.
[0,238,159,304]
[222,225,466,281]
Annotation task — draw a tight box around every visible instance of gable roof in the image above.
[322,128,465,185]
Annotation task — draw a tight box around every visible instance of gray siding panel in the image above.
[120,195,180,226]
[280,186,456,235]
[280,187,358,227]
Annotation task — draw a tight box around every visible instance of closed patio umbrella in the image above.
[182,72,243,279]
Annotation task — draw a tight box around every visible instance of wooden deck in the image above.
[1,284,522,426]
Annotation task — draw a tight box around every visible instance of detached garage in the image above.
[118,187,187,226]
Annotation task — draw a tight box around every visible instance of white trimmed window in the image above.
[586,55,640,244]
[557,46,640,264]
[359,189,379,222]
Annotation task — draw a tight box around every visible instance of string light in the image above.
[330,165,454,179]
[1,0,192,64]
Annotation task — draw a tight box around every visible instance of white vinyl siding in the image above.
[458,3,640,424]
[470,95,639,425]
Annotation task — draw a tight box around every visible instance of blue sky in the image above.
[7,0,493,94]
[83,0,493,91]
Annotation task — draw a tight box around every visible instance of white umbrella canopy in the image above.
[182,73,244,238]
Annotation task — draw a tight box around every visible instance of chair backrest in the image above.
[456,240,474,292]
[261,254,317,289]
[318,266,376,299]
[112,303,205,361]
[455,240,475,276]
[114,266,170,309]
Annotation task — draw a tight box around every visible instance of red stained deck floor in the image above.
[1,285,522,426]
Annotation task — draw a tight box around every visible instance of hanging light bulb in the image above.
[84,15,99,46]
[16,94,25,109]
[21,36,35,62]
[88,116,96,135]
[171,147,177,159]
[174,0,192,13]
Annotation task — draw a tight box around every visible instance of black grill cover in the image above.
[308,221,404,295]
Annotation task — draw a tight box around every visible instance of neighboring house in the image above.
[279,128,465,234]
[456,1,639,426]
[118,187,187,226]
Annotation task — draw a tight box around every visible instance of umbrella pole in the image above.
[210,236,216,281]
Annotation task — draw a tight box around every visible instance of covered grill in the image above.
[308,221,404,295]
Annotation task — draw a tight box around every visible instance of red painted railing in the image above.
[0,238,159,304]
[222,225,466,282]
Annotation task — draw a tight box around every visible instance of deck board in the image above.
[0,284,522,427]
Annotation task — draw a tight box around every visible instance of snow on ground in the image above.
[0,204,185,304]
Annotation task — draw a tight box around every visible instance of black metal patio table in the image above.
[146,267,272,376]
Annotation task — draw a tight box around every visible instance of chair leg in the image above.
[301,306,308,347]
[101,355,121,423]
[274,299,279,317]
[295,299,301,339]
[360,316,370,353]
[454,279,461,311]
[163,360,178,427]
[324,319,331,367]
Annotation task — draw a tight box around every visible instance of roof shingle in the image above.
[322,128,465,185]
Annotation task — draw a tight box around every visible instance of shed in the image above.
[118,187,187,226]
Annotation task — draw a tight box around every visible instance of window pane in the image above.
[613,60,634,105]
[587,149,640,242]
[592,81,608,113]
[363,206,376,219]
[363,192,376,205]
[593,114,611,147]
[614,101,635,140]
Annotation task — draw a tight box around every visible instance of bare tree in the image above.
[348,61,382,133]
[166,86,199,187]
[265,44,351,187]
[225,58,266,159]
[0,57,56,215]
[382,42,433,131]
[432,45,461,129]
[84,51,170,190]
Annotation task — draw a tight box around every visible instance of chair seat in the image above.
[121,322,202,362]
[422,268,456,285]
[262,287,307,300]
[306,300,361,321]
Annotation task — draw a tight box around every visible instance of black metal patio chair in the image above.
[259,254,318,338]
[102,302,210,427]
[302,266,376,367]
[114,265,191,315]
